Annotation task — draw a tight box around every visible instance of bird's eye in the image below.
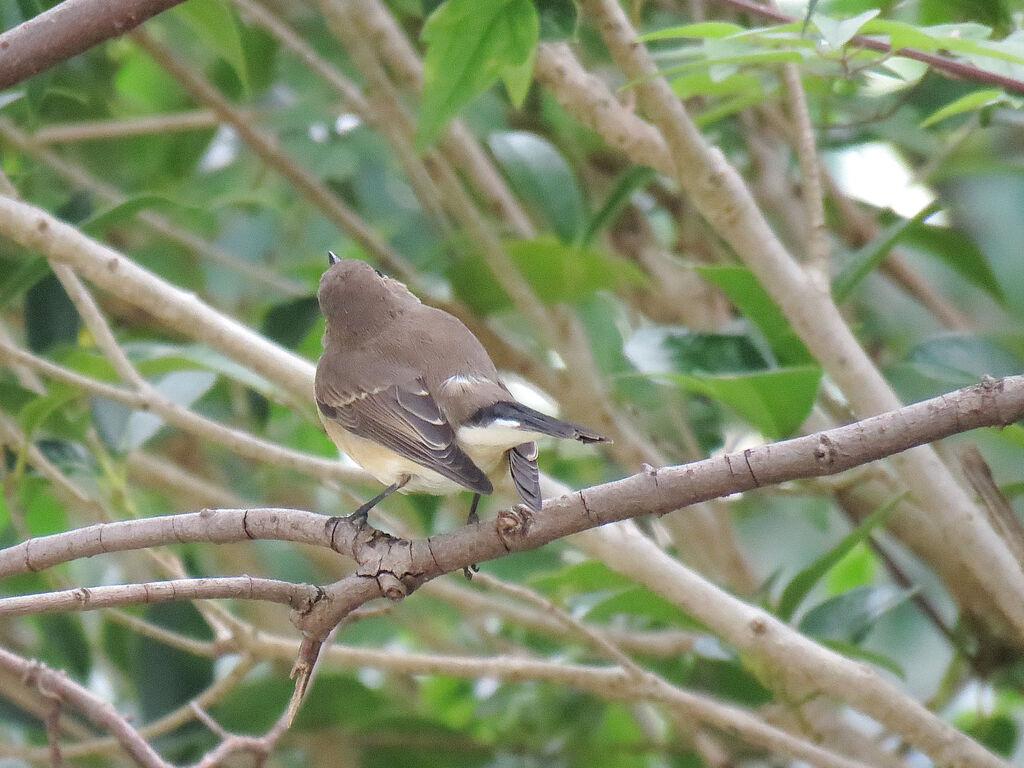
[374,268,385,278]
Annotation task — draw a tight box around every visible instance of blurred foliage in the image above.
[2,0,1024,765]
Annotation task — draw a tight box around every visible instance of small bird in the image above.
[315,253,607,525]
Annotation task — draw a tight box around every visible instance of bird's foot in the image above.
[462,563,480,580]
[346,506,371,529]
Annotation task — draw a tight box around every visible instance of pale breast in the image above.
[322,416,481,495]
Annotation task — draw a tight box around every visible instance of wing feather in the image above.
[318,378,493,495]
[508,442,542,512]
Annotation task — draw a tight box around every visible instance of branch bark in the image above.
[0,0,186,91]
[0,577,321,616]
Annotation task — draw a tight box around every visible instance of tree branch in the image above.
[0,576,321,616]
[3,375,1021,585]
[0,0,186,91]
[0,647,174,768]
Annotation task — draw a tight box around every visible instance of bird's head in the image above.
[318,253,419,335]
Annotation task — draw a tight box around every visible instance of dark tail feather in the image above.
[508,442,542,512]
[470,401,608,444]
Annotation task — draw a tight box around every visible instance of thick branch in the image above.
[0,0,185,91]
[1,375,1020,583]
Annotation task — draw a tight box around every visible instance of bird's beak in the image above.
[327,250,339,266]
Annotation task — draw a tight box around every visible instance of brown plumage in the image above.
[314,255,606,523]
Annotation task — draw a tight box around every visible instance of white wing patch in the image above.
[441,374,491,394]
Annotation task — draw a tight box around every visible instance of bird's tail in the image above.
[468,401,608,443]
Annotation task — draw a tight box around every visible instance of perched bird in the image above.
[315,253,606,525]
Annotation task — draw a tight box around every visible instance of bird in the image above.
[314,253,607,526]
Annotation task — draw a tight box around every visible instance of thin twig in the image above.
[779,63,829,283]
[715,0,1024,95]
[0,576,322,616]
[471,571,643,675]
[33,110,230,143]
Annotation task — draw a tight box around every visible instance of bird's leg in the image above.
[466,493,483,525]
[463,493,484,580]
[348,476,409,527]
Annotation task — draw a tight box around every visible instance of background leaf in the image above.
[488,131,585,243]
[417,0,538,148]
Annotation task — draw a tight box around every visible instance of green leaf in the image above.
[658,45,803,83]
[25,272,79,352]
[695,265,813,365]
[92,370,217,453]
[581,166,656,246]
[0,257,50,310]
[687,657,773,706]
[261,296,319,350]
[958,712,1018,757]
[417,0,538,149]
[529,560,635,598]
[826,542,876,593]
[501,45,536,107]
[658,330,769,375]
[812,9,880,49]
[79,194,212,236]
[173,0,249,93]
[34,613,91,680]
[670,70,763,99]
[907,335,1021,381]
[136,602,214,721]
[819,639,905,678]
[693,91,769,126]
[121,341,279,396]
[832,201,941,303]
[537,0,577,41]
[879,210,1004,303]
[862,19,940,52]
[585,586,702,628]
[115,46,186,114]
[447,236,641,313]
[640,22,746,41]
[921,89,1005,128]
[18,383,79,437]
[776,494,902,622]
[660,366,822,439]
[887,335,1024,403]
[488,131,584,243]
[798,584,915,643]
[20,475,68,537]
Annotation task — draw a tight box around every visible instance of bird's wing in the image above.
[508,442,542,512]
[317,378,493,495]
